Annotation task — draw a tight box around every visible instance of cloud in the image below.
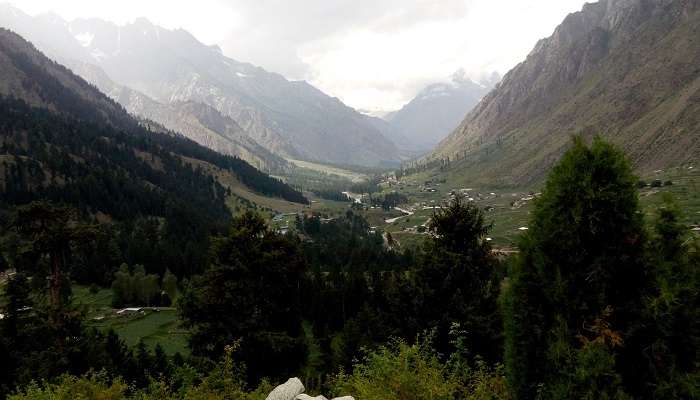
[8,0,238,43]
[217,0,470,80]
[217,0,589,111]
[9,0,589,112]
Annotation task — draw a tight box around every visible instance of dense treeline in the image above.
[370,191,409,210]
[348,176,382,196]
[2,29,307,205]
[309,189,351,202]
[502,138,700,399]
[1,138,698,398]
[111,264,178,307]
[175,200,504,387]
[0,96,307,206]
[0,203,189,397]
[0,95,306,277]
[180,138,700,397]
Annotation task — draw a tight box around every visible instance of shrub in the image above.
[88,284,100,294]
[330,335,510,400]
[330,338,462,400]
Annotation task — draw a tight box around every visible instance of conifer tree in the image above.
[503,137,651,399]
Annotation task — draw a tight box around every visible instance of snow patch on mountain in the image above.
[74,32,94,47]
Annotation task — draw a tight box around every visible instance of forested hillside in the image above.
[0,1,698,399]
[0,28,306,277]
[2,137,698,399]
[0,7,403,167]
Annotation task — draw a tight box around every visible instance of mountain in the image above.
[0,6,402,167]
[64,59,289,172]
[429,0,700,186]
[0,27,307,212]
[385,71,495,153]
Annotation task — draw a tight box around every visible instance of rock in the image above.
[295,395,328,400]
[266,378,305,400]
[331,397,356,400]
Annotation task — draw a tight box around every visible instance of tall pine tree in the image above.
[503,137,652,399]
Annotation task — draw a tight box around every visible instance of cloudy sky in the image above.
[11,0,588,112]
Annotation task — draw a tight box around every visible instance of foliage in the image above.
[8,372,130,400]
[502,137,699,400]
[644,195,700,399]
[178,211,307,384]
[111,264,163,307]
[9,201,99,309]
[411,197,503,362]
[370,191,409,210]
[2,135,699,399]
[330,335,509,400]
[0,94,305,280]
[8,348,272,400]
[310,189,352,202]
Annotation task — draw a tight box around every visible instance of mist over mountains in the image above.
[2,0,696,182]
[382,70,499,153]
[0,5,405,168]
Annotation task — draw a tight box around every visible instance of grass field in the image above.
[72,285,189,355]
[638,166,700,227]
[286,159,368,183]
[381,164,699,250]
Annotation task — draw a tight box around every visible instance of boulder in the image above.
[295,395,328,400]
[265,378,305,400]
[331,397,355,400]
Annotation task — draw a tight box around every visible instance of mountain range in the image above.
[383,70,497,153]
[429,0,700,186]
[0,27,306,215]
[0,5,401,168]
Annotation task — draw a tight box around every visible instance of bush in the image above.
[9,349,275,400]
[88,284,100,294]
[331,338,461,399]
[9,373,129,400]
[330,335,510,400]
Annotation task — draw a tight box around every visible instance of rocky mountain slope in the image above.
[430,0,700,186]
[385,71,495,153]
[0,6,401,167]
[65,59,289,172]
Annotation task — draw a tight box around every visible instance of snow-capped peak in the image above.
[74,32,94,48]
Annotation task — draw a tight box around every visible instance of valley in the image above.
[0,0,698,398]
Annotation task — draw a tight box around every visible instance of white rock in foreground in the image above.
[295,395,328,400]
[331,397,355,400]
[266,378,305,400]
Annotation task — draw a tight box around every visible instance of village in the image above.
[269,163,699,253]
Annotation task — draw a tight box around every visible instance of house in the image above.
[116,307,142,315]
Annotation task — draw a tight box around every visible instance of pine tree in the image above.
[162,269,178,303]
[152,344,170,378]
[412,196,502,362]
[646,196,700,398]
[503,137,650,399]
[11,201,98,312]
[178,211,307,384]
